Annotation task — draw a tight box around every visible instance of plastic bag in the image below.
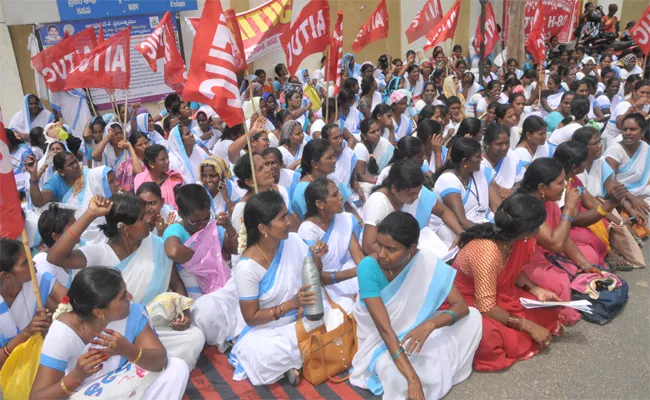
[183,220,231,294]
[0,333,43,399]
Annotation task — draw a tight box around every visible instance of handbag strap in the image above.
[543,252,577,279]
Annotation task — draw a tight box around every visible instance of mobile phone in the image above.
[628,216,637,224]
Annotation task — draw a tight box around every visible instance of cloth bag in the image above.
[609,220,645,269]
[295,289,358,386]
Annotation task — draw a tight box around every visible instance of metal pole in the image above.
[478,0,487,87]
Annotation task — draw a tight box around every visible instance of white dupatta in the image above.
[114,235,173,305]
[102,122,128,172]
[78,166,114,244]
[393,113,413,141]
[374,137,395,173]
[609,142,650,197]
[350,250,456,395]
[136,113,168,148]
[9,94,54,133]
[481,149,524,190]
[340,106,363,139]
[329,146,358,188]
[168,125,208,184]
[50,90,92,138]
[577,157,615,198]
[37,141,68,186]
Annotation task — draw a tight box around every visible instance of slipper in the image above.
[605,252,633,272]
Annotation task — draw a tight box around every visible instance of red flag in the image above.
[405,0,443,44]
[281,0,330,77]
[31,27,97,92]
[326,11,343,96]
[351,0,388,52]
[0,122,24,239]
[65,27,131,90]
[473,1,498,59]
[423,0,461,52]
[224,9,248,73]
[526,1,546,64]
[630,4,650,56]
[98,23,104,42]
[183,0,244,127]
[136,12,187,94]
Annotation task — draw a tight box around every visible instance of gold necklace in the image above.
[307,174,314,182]
[256,244,271,265]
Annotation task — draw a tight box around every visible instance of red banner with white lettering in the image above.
[31,27,97,92]
[224,8,248,73]
[423,0,461,52]
[526,0,546,65]
[351,0,388,52]
[65,27,131,90]
[0,122,24,239]
[503,0,579,44]
[281,0,330,77]
[183,0,244,127]
[137,11,187,94]
[405,0,443,44]
[630,4,650,56]
[326,11,343,96]
[473,1,498,59]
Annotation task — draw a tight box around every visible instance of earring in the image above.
[524,236,529,243]
[100,313,105,320]
[541,192,545,200]
[463,164,468,168]
[264,232,268,238]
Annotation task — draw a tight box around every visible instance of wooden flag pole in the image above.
[85,89,97,116]
[123,90,129,140]
[244,68,259,194]
[21,230,43,309]
[325,44,331,120]
[642,56,647,79]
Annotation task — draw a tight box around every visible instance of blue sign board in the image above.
[56,0,197,22]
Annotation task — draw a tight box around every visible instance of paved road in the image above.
[446,245,650,400]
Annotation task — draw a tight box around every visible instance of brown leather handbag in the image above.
[295,289,358,386]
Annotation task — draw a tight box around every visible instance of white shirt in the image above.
[363,191,395,227]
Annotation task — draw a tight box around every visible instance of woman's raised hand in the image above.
[88,195,113,217]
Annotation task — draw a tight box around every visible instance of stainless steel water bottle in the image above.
[301,256,324,321]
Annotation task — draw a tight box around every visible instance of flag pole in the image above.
[21,230,43,309]
[123,90,129,140]
[244,68,259,194]
[85,89,97,116]
[325,44,331,120]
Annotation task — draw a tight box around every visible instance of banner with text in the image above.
[503,0,580,44]
[38,14,183,110]
[55,0,197,22]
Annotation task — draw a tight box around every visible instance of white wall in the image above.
[0,2,28,121]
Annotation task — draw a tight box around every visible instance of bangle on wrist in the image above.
[2,345,11,357]
[331,272,338,284]
[130,346,143,364]
[522,283,535,292]
[66,374,81,388]
[392,347,405,361]
[560,213,574,223]
[61,380,75,395]
[596,204,608,217]
[441,309,458,324]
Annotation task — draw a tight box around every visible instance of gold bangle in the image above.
[60,380,75,395]
[596,205,608,217]
[131,346,143,365]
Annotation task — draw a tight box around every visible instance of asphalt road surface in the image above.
[445,245,650,400]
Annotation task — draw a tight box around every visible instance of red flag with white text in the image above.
[98,23,104,42]
[630,4,650,56]
[281,0,330,77]
[326,11,343,96]
[423,0,461,52]
[183,0,244,127]
[65,27,131,90]
[351,0,388,52]
[473,1,498,59]
[0,122,25,239]
[405,0,443,44]
[224,8,248,73]
[31,27,97,92]
[526,0,546,64]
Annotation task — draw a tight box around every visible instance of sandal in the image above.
[605,251,633,272]
[284,368,300,386]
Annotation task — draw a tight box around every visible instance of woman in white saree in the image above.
[135,112,169,148]
[351,212,481,399]
[32,267,188,399]
[481,124,525,199]
[168,125,208,184]
[9,94,54,136]
[299,178,365,298]
[604,114,650,227]
[77,166,121,245]
[91,122,128,172]
[229,191,354,386]
[46,194,205,370]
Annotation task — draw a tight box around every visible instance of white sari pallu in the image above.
[609,142,650,205]
[168,125,208,184]
[482,149,524,191]
[299,213,362,298]
[402,187,450,258]
[350,251,482,399]
[577,157,615,199]
[9,94,54,134]
[39,303,189,400]
[229,233,354,385]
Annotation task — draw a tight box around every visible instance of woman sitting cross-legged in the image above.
[298,178,365,298]
[46,194,205,369]
[452,193,563,372]
[229,191,354,386]
[31,267,189,399]
[350,211,482,400]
